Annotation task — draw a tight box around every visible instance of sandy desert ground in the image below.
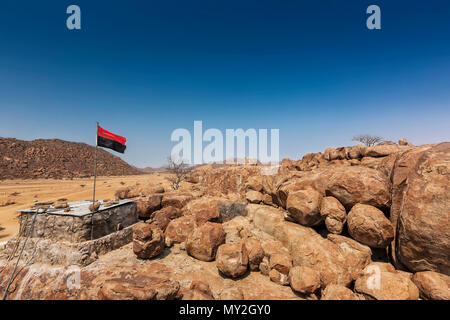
[0,173,168,242]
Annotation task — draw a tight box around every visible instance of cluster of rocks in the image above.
[127,141,449,300]
[0,137,142,179]
[1,140,448,300]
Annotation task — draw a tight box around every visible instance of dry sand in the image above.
[0,173,168,242]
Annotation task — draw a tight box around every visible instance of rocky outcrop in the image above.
[347,204,394,248]
[0,137,142,179]
[391,143,450,274]
[0,263,179,300]
[185,222,225,262]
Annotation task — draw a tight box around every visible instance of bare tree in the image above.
[352,134,383,147]
[166,157,191,190]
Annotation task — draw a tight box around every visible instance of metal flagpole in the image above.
[91,122,99,240]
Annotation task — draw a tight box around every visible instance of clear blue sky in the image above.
[0,0,449,167]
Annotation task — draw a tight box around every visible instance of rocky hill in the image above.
[0,137,142,179]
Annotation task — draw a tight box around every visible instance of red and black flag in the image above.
[97,125,127,153]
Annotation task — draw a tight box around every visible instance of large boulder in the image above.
[136,195,162,219]
[243,237,264,271]
[246,190,264,204]
[327,234,372,281]
[320,196,347,234]
[245,175,263,192]
[412,271,450,300]
[347,204,394,248]
[363,144,401,157]
[326,166,391,211]
[132,222,165,259]
[146,206,181,231]
[164,215,196,246]
[289,266,321,294]
[273,223,353,287]
[391,143,450,274]
[216,243,248,278]
[183,197,223,225]
[185,222,225,261]
[286,188,323,226]
[161,193,192,209]
[355,270,419,300]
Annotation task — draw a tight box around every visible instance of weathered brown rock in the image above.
[286,188,323,226]
[249,205,353,287]
[182,281,215,300]
[412,271,450,300]
[289,266,320,294]
[245,175,263,192]
[246,190,263,204]
[321,284,361,300]
[164,215,196,246]
[243,237,264,271]
[269,252,292,275]
[97,264,179,300]
[320,196,346,234]
[355,271,419,300]
[186,222,225,262]
[363,144,401,157]
[327,234,372,281]
[326,166,391,211]
[269,269,289,286]
[183,198,223,226]
[347,204,394,248]
[146,206,181,231]
[136,195,162,219]
[216,242,248,278]
[132,222,165,259]
[391,143,450,274]
[161,193,192,209]
[0,262,179,300]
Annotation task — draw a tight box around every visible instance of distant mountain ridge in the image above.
[0,137,142,179]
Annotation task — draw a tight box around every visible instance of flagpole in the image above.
[91,122,99,240]
[92,122,99,206]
